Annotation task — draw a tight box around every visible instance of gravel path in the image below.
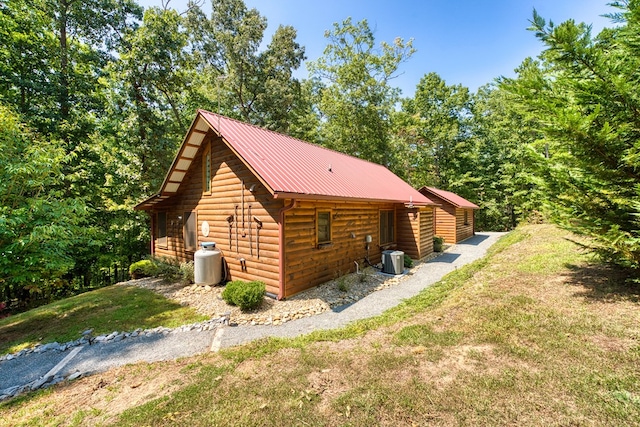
[0,232,504,399]
[217,232,504,347]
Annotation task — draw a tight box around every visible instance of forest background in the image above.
[1,0,639,307]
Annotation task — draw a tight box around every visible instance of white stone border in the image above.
[0,316,227,401]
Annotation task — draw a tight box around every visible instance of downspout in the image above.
[278,199,297,300]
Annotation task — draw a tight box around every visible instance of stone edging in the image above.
[0,316,227,402]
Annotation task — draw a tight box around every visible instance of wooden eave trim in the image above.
[134,193,174,210]
[154,114,208,194]
[273,191,436,206]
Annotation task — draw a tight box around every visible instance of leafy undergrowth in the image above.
[2,224,640,426]
[0,284,208,355]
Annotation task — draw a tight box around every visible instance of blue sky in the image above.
[139,0,614,96]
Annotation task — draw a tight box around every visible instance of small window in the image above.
[184,211,197,251]
[317,211,331,245]
[464,210,469,225]
[380,210,395,245]
[203,144,211,194]
[157,212,167,248]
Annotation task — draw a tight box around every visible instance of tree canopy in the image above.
[503,2,640,268]
[1,0,638,306]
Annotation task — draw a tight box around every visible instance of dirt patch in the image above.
[307,368,351,416]
[590,334,637,352]
[414,344,497,388]
[1,356,207,426]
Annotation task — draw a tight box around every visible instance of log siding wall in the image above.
[420,208,435,257]
[434,205,457,244]
[397,207,434,260]
[282,202,435,297]
[455,208,475,243]
[151,134,283,295]
[434,205,475,244]
[282,200,395,297]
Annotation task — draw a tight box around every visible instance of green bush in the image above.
[128,260,158,279]
[179,261,194,284]
[222,280,266,311]
[433,236,444,252]
[151,257,180,281]
[404,254,413,268]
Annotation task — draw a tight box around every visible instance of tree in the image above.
[470,79,545,230]
[506,3,640,269]
[185,0,306,133]
[0,106,90,304]
[105,6,193,195]
[308,17,414,165]
[1,0,147,299]
[1,0,142,139]
[399,72,473,189]
[0,1,57,125]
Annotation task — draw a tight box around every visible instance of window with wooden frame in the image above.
[380,210,395,245]
[156,212,167,248]
[317,211,332,247]
[464,210,469,225]
[202,143,211,194]
[183,211,197,252]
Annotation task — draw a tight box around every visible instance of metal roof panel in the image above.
[199,110,435,206]
[419,187,479,209]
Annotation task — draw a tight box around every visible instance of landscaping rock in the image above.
[67,372,82,381]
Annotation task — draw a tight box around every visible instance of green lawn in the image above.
[0,284,208,355]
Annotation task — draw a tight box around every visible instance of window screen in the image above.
[157,212,167,248]
[380,210,394,244]
[184,211,197,251]
[317,211,331,244]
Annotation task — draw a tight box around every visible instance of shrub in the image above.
[179,261,194,284]
[222,280,265,311]
[337,276,349,292]
[433,236,444,252]
[151,257,180,281]
[128,260,158,279]
[404,254,413,268]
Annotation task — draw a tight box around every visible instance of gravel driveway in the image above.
[0,232,505,400]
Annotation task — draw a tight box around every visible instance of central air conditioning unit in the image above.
[382,250,404,275]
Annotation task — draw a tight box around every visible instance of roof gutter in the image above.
[278,199,297,300]
[273,191,436,206]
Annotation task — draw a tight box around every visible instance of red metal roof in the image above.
[419,187,479,209]
[199,110,435,205]
[136,110,437,209]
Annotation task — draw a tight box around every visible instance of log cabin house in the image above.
[135,110,438,299]
[418,187,479,244]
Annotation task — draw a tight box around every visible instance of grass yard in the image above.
[2,224,639,426]
[0,284,208,355]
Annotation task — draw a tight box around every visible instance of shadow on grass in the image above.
[0,285,201,355]
[562,263,640,303]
